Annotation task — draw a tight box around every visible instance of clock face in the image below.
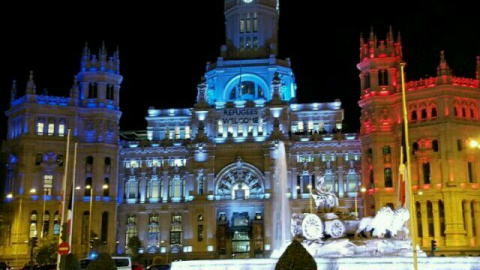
[243,0,253,3]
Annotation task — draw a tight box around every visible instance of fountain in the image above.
[271,141,291,254]
[172,143,480,270]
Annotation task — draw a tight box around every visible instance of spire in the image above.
[99,41,107,71]
[270,72,283,105]
[195,77,209,108]
[26,71,36,95]
[368,27,375,43]
[10,80,17,103]
[69,76,80,106]
[437,51,452,76]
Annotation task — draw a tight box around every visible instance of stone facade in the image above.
[358,29,480,255]
[1,0,480,267]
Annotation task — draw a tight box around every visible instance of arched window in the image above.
[470,109,476,119]
[106,85,115,100]
[454,107,458,117]
[101,212,108,244]
[30,211,38,238]
[104,157,111,173]
[431,107,438,118]
[88,83,98,99]
[229,81,265,101]
[412,142,419,154]
[197,174,204,195]
[103,178,109,197]
[421,109,427,119]
[462,108,467,117]
[411,111,418,121]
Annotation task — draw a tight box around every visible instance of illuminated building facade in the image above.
[0,45,122,265]
[117,0,360,261]
[2,0,480,266]
[358,29,480,255]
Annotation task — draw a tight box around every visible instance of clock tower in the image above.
[223,0,279,59]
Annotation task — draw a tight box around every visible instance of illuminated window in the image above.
[103,178,109,197]
[152,159,161,167]
[253,13,258,32]
[130,160,139,168]
[43,175,53,196]
[308,121,314,132]
[185,126,191,139]
[85,177,92,197]
[258,118,263,134]
[53,211,60,235]
[37,122,44,135]
[174,158,186,167]
[30,211,38,238]
[42,211,50,237]
[240,19,245,33]
[48,123,55,136]
[246,14,251,32]
[175,126,180,140]
[238,123,244,136]
[298,121,304,132]
[58,124,65,137]
[148,177,161,199]
[229,81,265,101]
[126,226,138,246]
[218,121,223,135]
[170,215,182,246]
[169,175,184,199]
[148,222,160,242]
[197,174,204,195]
[126,178,138,199]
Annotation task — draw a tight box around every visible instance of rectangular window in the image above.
[423,162,431,184]
[175,126,180,140]
[246,14,252,32]
[240,37,245,49]
[58,124,65,137]
[218,121,223,136]
[48,123,55,136]
[468,162,475,183]
[457,139,463,151]
[384,168,393,187]
[308,121,314,133]
[37,122,44,135]
[253,37,259,49]
[197,224,204,242]
[44,175,53,195]
[246,37,251,48]
[240,19,245,33]
[253,13,258,32]
[258,118,263,134]
[185,126,190,139]
[298,121,304,132]
[238,123,243,135]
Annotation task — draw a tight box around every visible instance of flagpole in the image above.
[400,63,419,270]
[69,143,78,250]
[57,129,71,270]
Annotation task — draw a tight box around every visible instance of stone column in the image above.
[432,201,441,240]
[473,201,480,246]
[420,201,429,245]
[162,171,169,201]
[337,157,345,198]
[444,190,467,246]
[464,200,473,238]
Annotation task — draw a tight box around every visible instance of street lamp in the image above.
[30,188,37,194]
[6,193,13,199]
[469,139,480,149]
[85,184,94,256]
[355,186,367,218]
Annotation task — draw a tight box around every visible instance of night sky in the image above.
[1,1,479,141]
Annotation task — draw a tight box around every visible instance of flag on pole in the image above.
[397,123,407,208]
[67,186,73,246]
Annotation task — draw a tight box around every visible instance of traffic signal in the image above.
[431,240,437,251]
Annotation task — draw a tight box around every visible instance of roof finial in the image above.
[26,70,36,95]
[10,79,17,102]
[437,51,452,76]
